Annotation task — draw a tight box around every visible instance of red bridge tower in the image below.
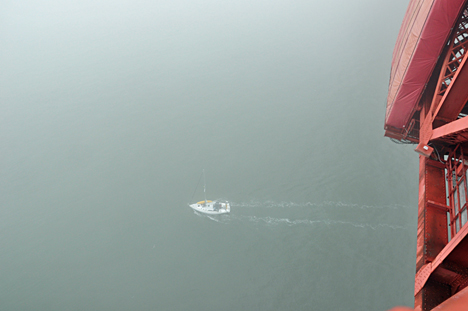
[386,1,468,310]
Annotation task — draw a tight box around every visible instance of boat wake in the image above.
[193,200,411,231]
[231,215,405,230]
[230,200,407,210]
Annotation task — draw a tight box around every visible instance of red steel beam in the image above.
[416,15,468,151]
[414,220,468,296]
[432,286,468,311]
[389,286,468,311]
[415,156,449,311]
[435,51,468,125]
[432,114,468,144]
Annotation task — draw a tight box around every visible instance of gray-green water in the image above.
[2,1,419,310]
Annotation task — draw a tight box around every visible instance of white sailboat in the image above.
[189,170,230,215]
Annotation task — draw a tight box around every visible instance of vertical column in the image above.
[415,156,449,310]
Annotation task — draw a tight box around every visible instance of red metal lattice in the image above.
[437,8,468,98]
[446,145,468,237]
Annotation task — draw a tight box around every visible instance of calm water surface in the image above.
[1,1,418,310]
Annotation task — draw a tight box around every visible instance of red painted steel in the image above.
[414,222,468,296]
[415,156,449,311]
[386,0,466,130]
[435,60,468,124]
[432,286,468,310]
[432,116,468,144]
[399,5,468,146]
[388,286,468,311]
[432,9,468,125]
[445,146,468,236]
[386,1,468,310]
[417,157,448,268]
[410,147,468,310]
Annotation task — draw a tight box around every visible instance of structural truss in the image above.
[386,0,468,310]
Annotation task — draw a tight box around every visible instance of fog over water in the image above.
[1,1,419,310]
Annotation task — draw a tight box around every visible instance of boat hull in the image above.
[189,201,230,215]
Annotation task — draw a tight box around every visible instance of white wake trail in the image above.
[193,200,410,231]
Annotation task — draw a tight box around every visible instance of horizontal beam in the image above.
[414,221,468,296]
[432,115,468,142]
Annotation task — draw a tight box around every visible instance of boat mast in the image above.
[203,169,207,205]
